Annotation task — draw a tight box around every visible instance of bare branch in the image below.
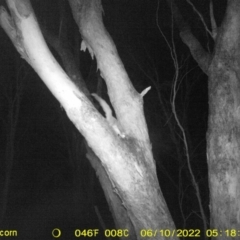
[165,0,212,75]
[186,0,213,39]
[180,30,212,74]
[210,0,217,40]
[68,0,151,144]
[42,27,90,98]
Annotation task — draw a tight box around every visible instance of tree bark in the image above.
[0,0,177,239]
[207,0,240,230]
[169,0,240,232]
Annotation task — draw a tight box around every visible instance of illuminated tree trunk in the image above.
[0,0,178,239]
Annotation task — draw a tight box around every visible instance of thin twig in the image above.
[186,0,213,38]
[157,0,208,234]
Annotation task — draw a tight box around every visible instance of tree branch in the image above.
[210,0,217,40]
[165,0,212,75]
[68,0,151,145]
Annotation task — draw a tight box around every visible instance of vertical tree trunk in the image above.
[207,0,240,230]
[168,0,240,232]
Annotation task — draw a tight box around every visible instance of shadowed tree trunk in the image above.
[167,0,240,233]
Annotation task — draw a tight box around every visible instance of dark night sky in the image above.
[0,0,227,239]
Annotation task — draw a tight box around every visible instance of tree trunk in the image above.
[169,0,240,233]
[0,0,178,239]
[207,0,240,230]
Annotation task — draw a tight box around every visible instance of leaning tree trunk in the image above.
[41,9,134,232]
[168,0,240,234]
[0,0,178,239]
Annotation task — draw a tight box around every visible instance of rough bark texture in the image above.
[169,0,240,232]
[207,0,240,230]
